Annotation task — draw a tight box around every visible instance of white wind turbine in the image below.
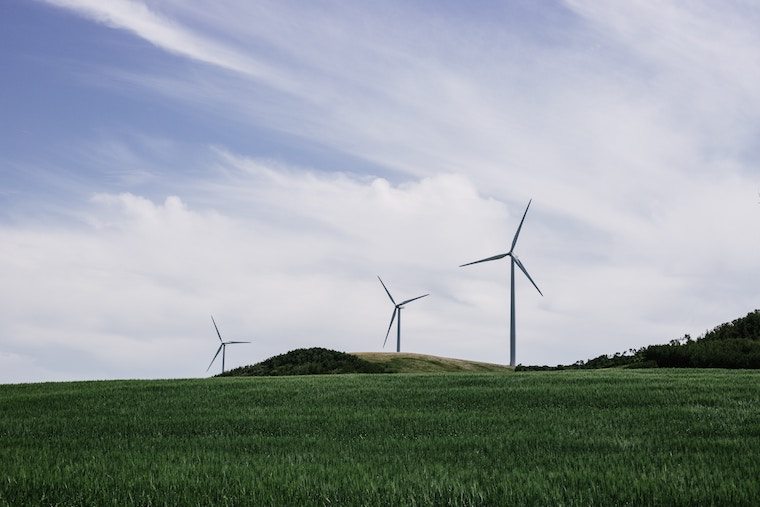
[460,199,542,366]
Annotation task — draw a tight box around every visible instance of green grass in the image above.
[352,352,511,373]
[1,370,759,505]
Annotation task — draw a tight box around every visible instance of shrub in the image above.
[220,348,388,376]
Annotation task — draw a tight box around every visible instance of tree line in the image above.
[517,309,760,370]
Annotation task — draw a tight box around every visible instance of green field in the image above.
[2,370,759,505]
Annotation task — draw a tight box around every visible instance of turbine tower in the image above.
[207,315,250,374]
[378,276,429,353]
[460,199,542,367]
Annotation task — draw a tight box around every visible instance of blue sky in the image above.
[1,0,759,382]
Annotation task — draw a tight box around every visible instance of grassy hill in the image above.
[2,370,760,505]
[221,348,511,376]
[352,352,511,373]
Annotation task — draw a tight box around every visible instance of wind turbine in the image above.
[207,315,250,374]
[378,277,429,353]
[460,199,542,367]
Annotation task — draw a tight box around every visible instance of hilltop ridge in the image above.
[220,348,511,376]
[352,352,511,373]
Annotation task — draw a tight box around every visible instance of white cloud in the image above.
[4,2,760,381]
[41,0,296,90]
[0,351,67,384]
[2,141,758,382]
[1,158,538,380]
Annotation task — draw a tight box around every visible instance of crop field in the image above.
[1,369,759,506]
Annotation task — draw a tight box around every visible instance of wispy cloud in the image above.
[42,0,296,90]
[3,2,759,381]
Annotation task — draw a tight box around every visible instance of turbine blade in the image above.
[510,199,532,253]
[211,315,222,342]
[383,308,397,348]
[206,344,224,371]
[459,253,508,267]
[225,341,251,344]
[377,276,396,304]
[513,256,543,296]
[400,294,429,306]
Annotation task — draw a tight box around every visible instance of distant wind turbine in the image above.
[378,276,429,353]
[460,199,542,367]
[207,315,250,374]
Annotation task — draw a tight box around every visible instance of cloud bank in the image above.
[1,1,758,381]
